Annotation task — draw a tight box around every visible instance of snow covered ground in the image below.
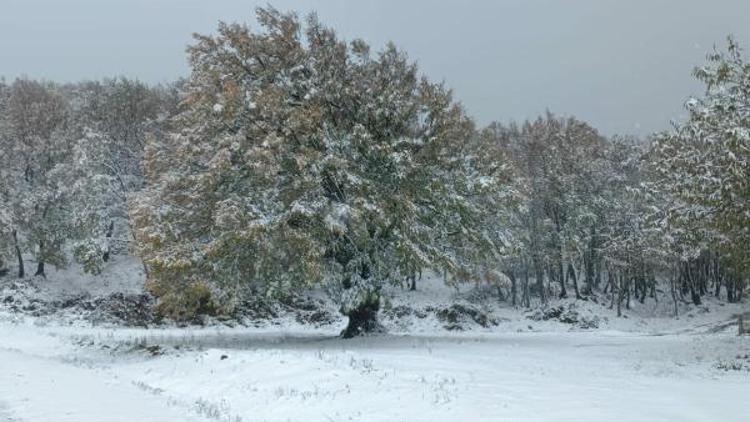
[1,324,749,422]
[1,263,749,421]
[1,309,748,421]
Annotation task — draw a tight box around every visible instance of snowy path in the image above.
[0,321,748,422]
[0,346,205,421]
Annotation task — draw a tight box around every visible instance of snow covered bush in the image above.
[131,7,507,334]
[151,280,220,322]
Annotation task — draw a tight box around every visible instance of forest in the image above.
[1,8,748,337]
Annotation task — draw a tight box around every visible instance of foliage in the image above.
[131,7,507,324]
[651,37,750,275]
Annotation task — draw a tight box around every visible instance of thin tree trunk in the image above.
[523,260,531,308]
[713,256,724,299]
[534,258,546,305]
[558,255,567,299]
[670,274,679,317]
[34,242,45,278]
[616,272,623,317]
[625,273,631,310]
[608,268,616,310]
[506,270,517,307]
[102,220,115,262]
[568,262,581,299]
[585,225,596,294]
[13,230,24,278]
[736,279,744,302]
[685,262,701,305]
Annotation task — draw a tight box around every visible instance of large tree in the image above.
[650,37,750,302]
[131,7,504,334]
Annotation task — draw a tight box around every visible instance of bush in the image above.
[435,304,498,329]
[152,281,220,322]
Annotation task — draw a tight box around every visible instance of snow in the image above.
[114,332,750,422]
[22,254,146,299]
[0,317,748,422]
[0,347,204,422]
[0,270,748,421]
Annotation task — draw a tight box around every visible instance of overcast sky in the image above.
[1,0,749,136]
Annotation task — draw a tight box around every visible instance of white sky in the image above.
[1,0,749,136]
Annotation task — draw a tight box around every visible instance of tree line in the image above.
[0,78,179,277]
[0,7,747,335]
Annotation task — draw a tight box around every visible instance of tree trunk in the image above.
[568,262,581,299]
[341,291,382,338]
[713,255,722,299]
[603,268,610,294]
[670,274,679,318]
[505,270,517,307]
[625,274,631,310]
[522,260,531,308]
[102,220,115,262]
[13,230,24,278]
[35,261,45,277]
[557,256,567,299]
[685,263,701,305]
[34,242,45,278]
[608,270,615,310]
[584,225,596,294]
[739,280,744,302]
[639,275,647,303]
[534,258,546,305]
[616,272,623,317]
[727,277,735,303]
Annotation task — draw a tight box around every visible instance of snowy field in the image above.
[1,273,749,422]
[0,321,748,422]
